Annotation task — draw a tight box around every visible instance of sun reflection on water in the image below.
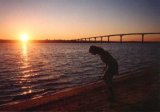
[21,43,30,77]
[22,43,28,59]
[20,43,33,95]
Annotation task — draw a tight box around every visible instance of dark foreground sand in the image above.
[0,66,159,111]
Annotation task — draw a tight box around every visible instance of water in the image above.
[0,43,159,105]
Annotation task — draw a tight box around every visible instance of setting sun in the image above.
[21,34,28,42]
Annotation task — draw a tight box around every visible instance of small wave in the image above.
[12,89,44,101]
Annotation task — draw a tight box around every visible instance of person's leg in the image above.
[108,74,114,101]
[103,72,114,101]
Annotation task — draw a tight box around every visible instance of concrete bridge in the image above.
[74,32,160,43]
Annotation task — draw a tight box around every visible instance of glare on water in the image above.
[19,43,32,94]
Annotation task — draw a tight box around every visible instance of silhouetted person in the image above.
[89,45,119,101]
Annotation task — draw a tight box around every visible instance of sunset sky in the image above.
[0,0,160,40]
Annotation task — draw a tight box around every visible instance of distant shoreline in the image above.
[0,40,160,43]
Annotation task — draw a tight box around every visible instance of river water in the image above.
[0,43,159,105]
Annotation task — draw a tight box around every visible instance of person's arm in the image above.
[102,64,108,80]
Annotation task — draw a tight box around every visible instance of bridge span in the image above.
[74,32,160,43]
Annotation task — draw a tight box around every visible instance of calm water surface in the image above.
[0,43,159,105]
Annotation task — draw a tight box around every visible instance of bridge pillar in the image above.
[100,37,103,43]
[142,34,144,43]
[108,36,110,43]
[94,37,97,42]
[120,35,123,43]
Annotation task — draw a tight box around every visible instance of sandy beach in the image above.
[0,66,159,111]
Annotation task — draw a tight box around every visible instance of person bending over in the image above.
[89,45,119,100]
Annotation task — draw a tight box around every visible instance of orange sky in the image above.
[0,0,160,41]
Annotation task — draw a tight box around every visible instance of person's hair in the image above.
[89,45,104,54]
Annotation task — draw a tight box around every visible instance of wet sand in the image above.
[0,66,159,111]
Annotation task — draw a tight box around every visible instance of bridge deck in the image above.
[75,32,160,43]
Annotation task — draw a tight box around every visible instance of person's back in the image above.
[100,51,118,76]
